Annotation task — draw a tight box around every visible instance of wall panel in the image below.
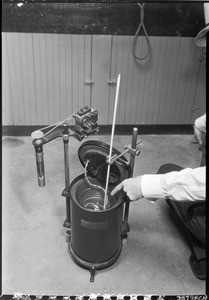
[108,35,206,125]
[2,32,206,127]
[2,34,13,125]
[91,35,112,124]
[192,55,206,122]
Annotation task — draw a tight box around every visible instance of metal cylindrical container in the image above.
[68,140,131,276]
[69,174,124,267]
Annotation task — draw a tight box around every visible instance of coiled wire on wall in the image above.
[132,3,151,60]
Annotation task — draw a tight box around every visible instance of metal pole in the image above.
[129,127,138,177]
[63,124,71,228]
[123,127,138,231]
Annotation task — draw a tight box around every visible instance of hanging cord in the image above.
[84,160,106,195]
[31,114,75,139]
[131,3,151,60]
[41,114,75,137]
[84,160,106,211]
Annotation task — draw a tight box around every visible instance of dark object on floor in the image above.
[189,253,206,280]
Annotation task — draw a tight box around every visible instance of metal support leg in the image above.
[90,267,96,282]
[122,127,138,235]
[62,128,71,228]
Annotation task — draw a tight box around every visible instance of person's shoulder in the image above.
[195,114,206,132]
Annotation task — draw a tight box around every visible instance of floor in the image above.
[2,133,206,296]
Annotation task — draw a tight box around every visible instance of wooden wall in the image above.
[2,32,206,126]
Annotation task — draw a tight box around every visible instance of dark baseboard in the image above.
[99,125,194,135]
[2,125,194,136]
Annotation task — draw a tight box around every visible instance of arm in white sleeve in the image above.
[141,166,205,202]
[195,114,206,133]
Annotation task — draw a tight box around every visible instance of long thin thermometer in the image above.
[103,74,121,209]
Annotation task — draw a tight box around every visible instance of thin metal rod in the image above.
[103,74,121,209]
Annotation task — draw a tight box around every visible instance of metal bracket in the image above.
[85,80,94,86]
[107,80,117,86]
[66,230,71,242]
[62,187,69,198]
[124,143,141,156]
[106,140,142,165]
[63,219,71,229]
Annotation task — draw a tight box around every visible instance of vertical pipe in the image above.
[35,144,46,187]
[123,127,138,229]
[129,127,138,177]
[63,124,71,227]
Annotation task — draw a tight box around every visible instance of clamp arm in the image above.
[32,106,99,188]
[106,139,142,166]
[32,124,67,147]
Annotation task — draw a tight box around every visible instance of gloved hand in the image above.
[111,176,143,201]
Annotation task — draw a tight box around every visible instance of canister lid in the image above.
[78,140,131,185]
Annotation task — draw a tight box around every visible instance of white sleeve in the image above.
[195,114,206,133]
[141,174,164,201]
[141,167,205,202]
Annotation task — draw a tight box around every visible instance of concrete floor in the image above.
[2,133,206,296]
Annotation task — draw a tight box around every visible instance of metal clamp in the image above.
[107,80,117,86]
[85,80,94,86]
[106,140,142,165]
[124,143,141,156]
[62,187,69,198]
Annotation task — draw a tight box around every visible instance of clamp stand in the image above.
[32,106,142,284]
[106,127,141,237]
[62,124,71,228]
[32,106,99,230]
[122,127,140,236]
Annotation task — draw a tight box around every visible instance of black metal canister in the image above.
[68,140,131,281]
